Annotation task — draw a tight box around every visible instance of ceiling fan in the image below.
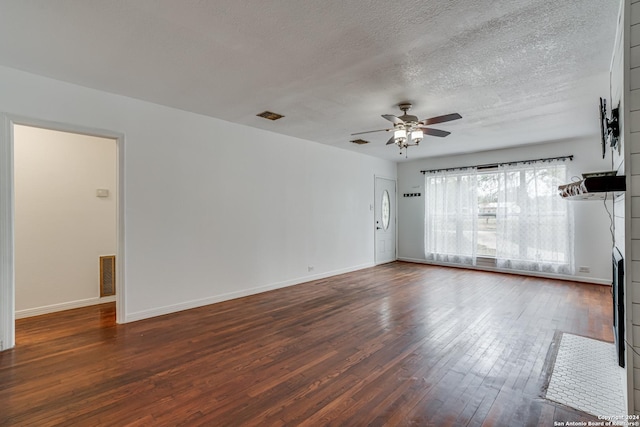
[351,103,462,156]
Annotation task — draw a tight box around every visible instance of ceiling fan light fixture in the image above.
[410,129,423,143]
[394,128,407,143]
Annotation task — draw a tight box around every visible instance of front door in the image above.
[375,177,396,265]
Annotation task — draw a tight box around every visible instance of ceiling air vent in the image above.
[350,139,370,145]
[257,111,284,121]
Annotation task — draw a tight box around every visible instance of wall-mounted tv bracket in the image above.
[607,104,619,149]
[600,98,620,159]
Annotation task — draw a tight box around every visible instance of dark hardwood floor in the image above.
[0,262,614,426]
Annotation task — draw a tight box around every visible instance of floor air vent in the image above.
[100,255,116,297]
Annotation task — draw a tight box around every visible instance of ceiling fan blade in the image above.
[351,128,391,136]
[382,114,405,125]
[423,113,462,125]
[420,127,451,137]
[386,136,396,145]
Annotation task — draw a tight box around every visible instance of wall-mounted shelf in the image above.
[558,176,626,200]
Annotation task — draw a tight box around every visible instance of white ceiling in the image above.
[0,0,621,161]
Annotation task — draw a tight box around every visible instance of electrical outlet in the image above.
[578,266,590,273]
[308,266,314,272]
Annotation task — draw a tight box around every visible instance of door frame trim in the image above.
[374,175,397,265]
[0,114,126,350]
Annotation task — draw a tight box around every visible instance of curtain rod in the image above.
[420,155,573,174]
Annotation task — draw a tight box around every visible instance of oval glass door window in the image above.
[381,190,391,230]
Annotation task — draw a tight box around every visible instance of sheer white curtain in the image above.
[495,159,574,274]
[424,168,478,265]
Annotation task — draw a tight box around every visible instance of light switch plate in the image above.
[96,189,109,198]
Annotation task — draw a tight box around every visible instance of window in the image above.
[424,168,478,266]
[495,161,573,274]
[381,190,390,230]
[424,159,573,274]
[477,171,499,257]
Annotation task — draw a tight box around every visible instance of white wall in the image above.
[0,65,396,323]
[608,0,631,414]
[13,125,116,316]
[398,137,614,283]
[611,0,626,264]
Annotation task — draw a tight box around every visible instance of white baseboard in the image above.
[15,295,116,319]
[397,257,611,286]
[124,263,375,323]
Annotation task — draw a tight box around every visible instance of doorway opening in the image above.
[0,116,125,350]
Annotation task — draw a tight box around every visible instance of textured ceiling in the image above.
[0,0,620,161]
